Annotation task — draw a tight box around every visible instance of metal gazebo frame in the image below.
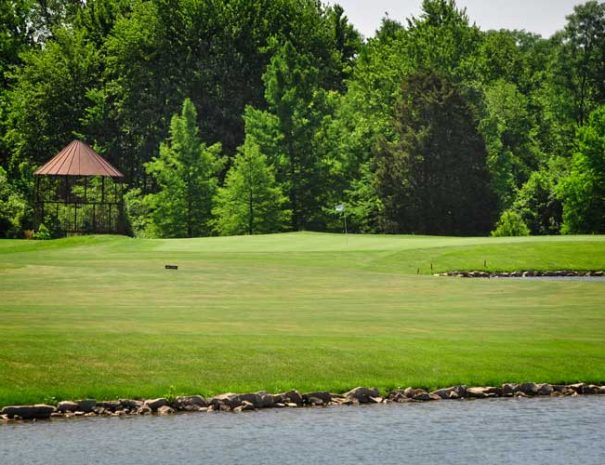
[33,140,126,236]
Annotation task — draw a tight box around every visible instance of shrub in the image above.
[491,210,530,237]
[33,223,52,240]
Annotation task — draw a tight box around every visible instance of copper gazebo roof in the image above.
[34,140,124,177]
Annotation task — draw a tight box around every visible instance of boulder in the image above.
[387,389,409,402]
[174,395,207,411]
[273,390,303,406]
[567,383,587,394]
[96,401,120,412]
[599,386,605,395]
[238,393,264,409]
[466,387,500,398]
[344,387,380,404]
[430,386,466,399]
[582,384,601,395]
[233,401,255,413]
[1,404,56,420]
[536,384,554,396]
[77,399,97,413]
[57,401,79,413]
[157,405,174,416]
[255,392,275,409]
[119,399,143,411]
[210,393,242,410]
[411,392,440,401]
[306,397,325,406]
[303,392,332,405]
[403,387,427,398]
[369,397,383,404]
[144,398,169,411]
[517,383,539,396]
[137,405,152,415]
[501,384,518,397]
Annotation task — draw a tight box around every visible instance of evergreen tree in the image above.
[213,140,290,236]
[145,98,222,238]
[376,71,496,235]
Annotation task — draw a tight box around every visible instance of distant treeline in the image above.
[1,0,604,237]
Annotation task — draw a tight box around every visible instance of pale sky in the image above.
[330,0,584,38]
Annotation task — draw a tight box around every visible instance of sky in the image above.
[329,0,584,38]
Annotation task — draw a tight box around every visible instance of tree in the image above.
[213,140,290,236]
[0,166,27,237]
[261,39,331,230]
[491,210,530,237]
[479,80,541,210]
[144,98,222,238]
[559,105,605,234]
[555,1,605,126]
[376,71,496,235]
[513,168,562,235]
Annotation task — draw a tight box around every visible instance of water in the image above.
[2,397,604,465]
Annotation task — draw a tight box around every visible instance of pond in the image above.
[2,396,604,465]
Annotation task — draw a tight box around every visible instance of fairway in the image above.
[1,233,604,406]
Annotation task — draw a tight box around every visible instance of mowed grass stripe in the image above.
[0,233,604,406]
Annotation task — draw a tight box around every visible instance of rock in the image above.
[119,399,143,411]
[582,384,601,395]
[430,386,466,399]
[233,401,255,413]
[57,401,79,413]
[501,383,518,397]
[274,403,286,408]
[157,405,174,416]
[144,398,169,411]
[306,397,325,406]
[387,389,408,402]
[1,404,56,420]
[514,391,528,398]
[517,383,539,396]
[286,402,298,408]
[599,386,605,395]
[344,387,380,404]
[137,405,152,415]
[536,384,554,396]
[466,387,500,398]
[238,393,264,409]
[273,390,303,406]
[567,383,586,394]
[50,412,63,418]
[411,392,440,401]
[303,392,332,405]
[403,387,427,398]
[254,392,275,409]
[174,395,207,411]
[96,401,120,412]
[210,393,242,410]
[369,397,383,404]
[77,399,97,413]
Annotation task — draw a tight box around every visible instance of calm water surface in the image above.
[1,397,604,465]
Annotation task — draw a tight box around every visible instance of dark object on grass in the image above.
[165,265,178,270]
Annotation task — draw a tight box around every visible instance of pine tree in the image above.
[213,141,290,236]
[376,71,496,235]
[145,98,221,238]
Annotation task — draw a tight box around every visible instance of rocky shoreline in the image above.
[438,270,605,278]
[2,382,604,423]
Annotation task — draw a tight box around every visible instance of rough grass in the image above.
[0,232,604,406]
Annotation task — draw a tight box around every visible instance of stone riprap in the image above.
[1,383,604,423]
[440,270,605,278]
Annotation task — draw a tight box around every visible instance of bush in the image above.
[0,167,28,238]
[124,188,151,237]
[491,210,530,237]
[33,223,52,240]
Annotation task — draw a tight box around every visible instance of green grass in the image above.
[0,232,604,406]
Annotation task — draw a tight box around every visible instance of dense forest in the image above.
[1,0,604,238]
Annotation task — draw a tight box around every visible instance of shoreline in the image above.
[438,270,605,278]
[2,382,604,424]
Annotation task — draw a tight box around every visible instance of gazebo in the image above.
[34,140,126,236]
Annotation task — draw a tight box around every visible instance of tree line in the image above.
[1,0,604,238]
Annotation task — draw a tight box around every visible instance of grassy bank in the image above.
[0,233,604,406]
